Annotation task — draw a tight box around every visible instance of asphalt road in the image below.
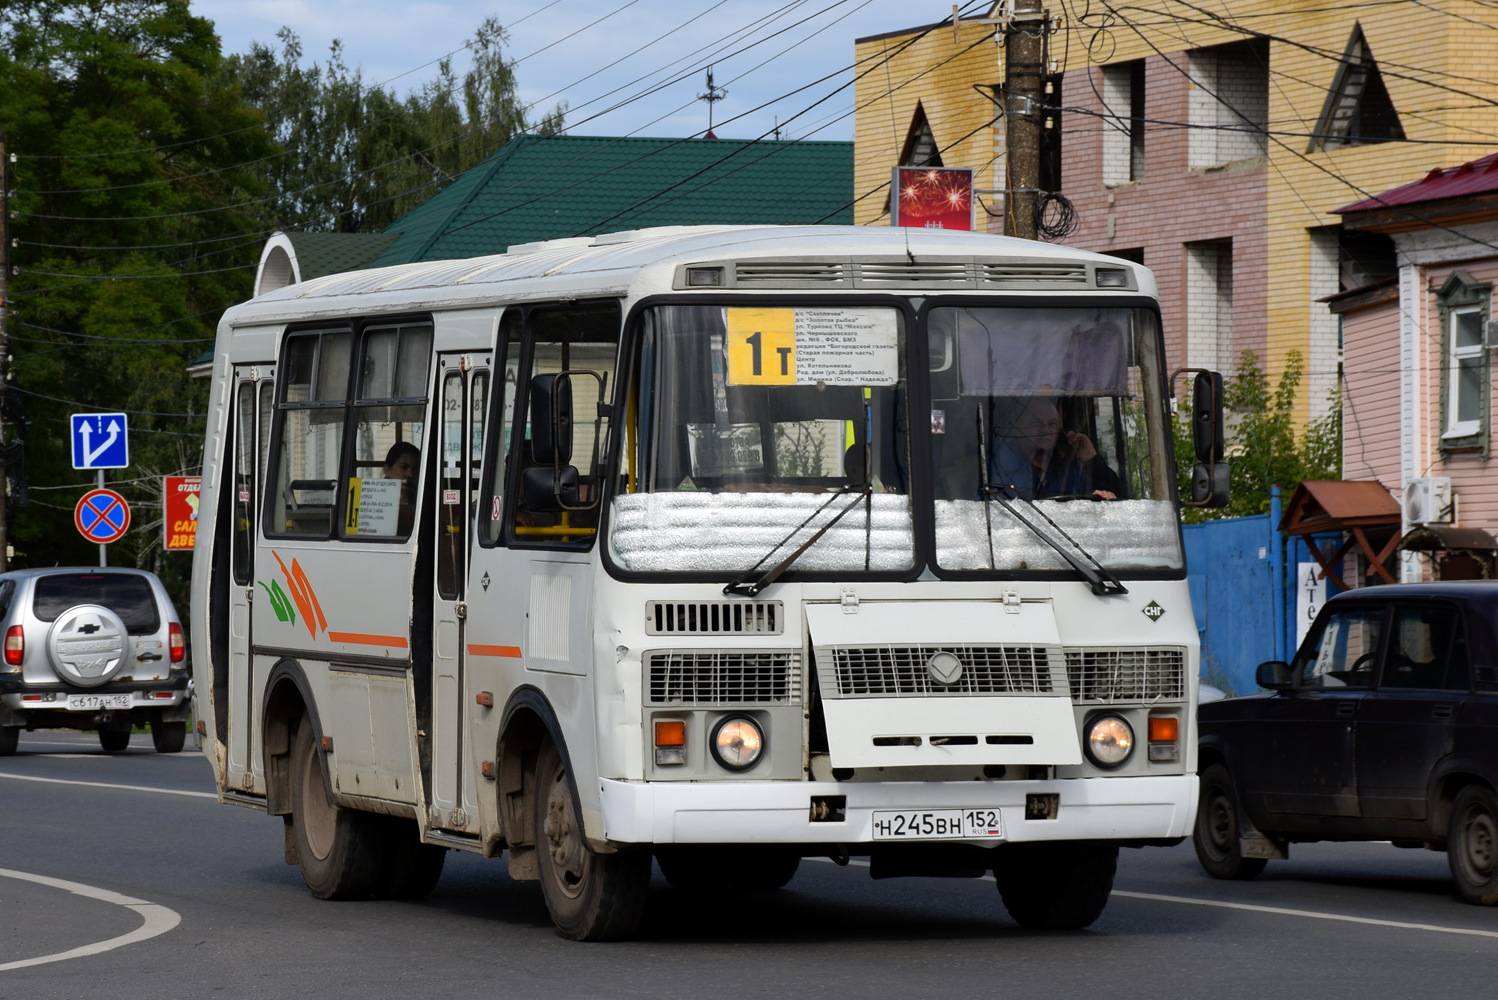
[2,732,1495,999]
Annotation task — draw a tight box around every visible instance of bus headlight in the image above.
[1085,715,1134,768]
[711,716,764,771]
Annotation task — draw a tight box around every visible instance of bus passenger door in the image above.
[430,353,490,831]
[228,365,274,792]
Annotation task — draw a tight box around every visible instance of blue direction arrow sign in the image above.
[70,413,129,470]
[75,489,130,544]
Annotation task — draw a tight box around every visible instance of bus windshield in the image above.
[927,305,1182,573]
[610,304,915,575]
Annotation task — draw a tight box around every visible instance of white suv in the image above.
[0,568,189,754]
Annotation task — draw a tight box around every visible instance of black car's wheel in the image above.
[1194,763,1268,880]
[97,723,131,753]
[0,726,18,756]
[657,846,801,891]
[994,841,1117,930]
[151,721,186,754]
[535,738,650,940]
[372,818,447,900]
[290,718,382,900]
[1448,784,1498,906]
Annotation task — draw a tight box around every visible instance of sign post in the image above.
[70,413,130,566]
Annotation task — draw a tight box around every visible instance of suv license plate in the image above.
[872,809,1003,840]
[66,694,131,711]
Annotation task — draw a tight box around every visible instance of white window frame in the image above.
[1444,304,1484,439]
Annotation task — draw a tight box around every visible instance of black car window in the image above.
[1381,604,1471,692]
[32,574,161,635]
[1297,605,1383,689]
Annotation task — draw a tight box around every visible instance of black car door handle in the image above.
[1336,702,1355,718]
[1433,704,1454,720]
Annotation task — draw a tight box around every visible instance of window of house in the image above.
[1101,60,1144,185]
[1187,40,1268,169]
[1185,238,1233,373]
[1309,24,1404,152]
[1437,271,1491,450]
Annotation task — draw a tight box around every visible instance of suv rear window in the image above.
[33,574,161,635]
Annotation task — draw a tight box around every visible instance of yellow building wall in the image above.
[854,2,1498,422]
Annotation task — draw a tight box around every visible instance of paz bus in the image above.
[192,225,1226,940]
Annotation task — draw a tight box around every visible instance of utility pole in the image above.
[0,127,10,574]
[1002,2,1048,240]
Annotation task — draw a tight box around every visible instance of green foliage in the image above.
[220,17,564,233]
[1175,349,1342,523]
[0,0,275,606]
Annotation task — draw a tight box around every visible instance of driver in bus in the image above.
[383,442,420,534]
[989,395,1121,501]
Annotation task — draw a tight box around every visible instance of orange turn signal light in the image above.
[654,720,686,747]
[1148,717,1179,743]
[475,691,494,708]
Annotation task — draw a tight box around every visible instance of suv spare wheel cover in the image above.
[47,604,130,688]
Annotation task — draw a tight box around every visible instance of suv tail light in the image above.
[4,625,23,666]
[169,622,185,664]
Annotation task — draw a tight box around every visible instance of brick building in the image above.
[853,2,1498,423]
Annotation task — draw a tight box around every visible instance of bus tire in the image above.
[658,847,800,891]
[0,726,18,756]
[290,717,381,900]
[994,841,1117,930]
[98,723,131,753]
[1448,784,1498,905]
[373,818,447,900]
[534,738,650,940]
[151,720,187,754]
[1194,763,1268,881]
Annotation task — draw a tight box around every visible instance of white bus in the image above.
[193,225,1225,940]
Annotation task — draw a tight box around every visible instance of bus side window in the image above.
[481,312,522,545]
[343,324,432,540]
[512,303,620,544]
[270,331,351,538]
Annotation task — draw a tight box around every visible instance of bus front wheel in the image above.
[534,739,650,940]
[291,717,381,900]
[994,841,1117,929]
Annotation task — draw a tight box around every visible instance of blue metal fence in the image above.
[1182,487,1342,695]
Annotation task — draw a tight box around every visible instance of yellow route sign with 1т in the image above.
[725,307,796,384]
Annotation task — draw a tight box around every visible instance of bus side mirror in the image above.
[1256,660,1293,690]
[530,373,573,466]
[1179,369,1230,508]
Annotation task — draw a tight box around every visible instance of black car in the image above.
[1194,582,1498,904]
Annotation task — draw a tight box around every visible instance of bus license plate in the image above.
[872,809,1003,840]
[66,694,130,711]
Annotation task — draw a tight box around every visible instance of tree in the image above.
[1176,349,1341,523]
[0,0,276,601]
[221,16,564,234]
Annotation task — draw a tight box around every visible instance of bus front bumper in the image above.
[597,774,1197,846]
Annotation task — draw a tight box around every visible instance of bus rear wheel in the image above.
[994,841,1117,930]
[534,739,650,940]
[290,718,381,900]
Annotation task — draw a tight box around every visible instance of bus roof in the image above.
[220,225,1157,329]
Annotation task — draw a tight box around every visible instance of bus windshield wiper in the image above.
[982,484,1128,596]
[723,485,873,597]
[974,403,1125,597]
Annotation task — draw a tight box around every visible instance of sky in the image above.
[194,1,958,144]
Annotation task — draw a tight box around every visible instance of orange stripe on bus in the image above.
[327,632,410,649]
[467,644,522,658]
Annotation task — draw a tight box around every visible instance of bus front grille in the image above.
[646,600,782,635]
[1063,648,1187,703]
[825,645,1059,697]
[647,650,800,705]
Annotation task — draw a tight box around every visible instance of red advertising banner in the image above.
[164,476,202,552]
[891,166,974,231]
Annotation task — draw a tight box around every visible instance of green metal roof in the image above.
[369,133,854,267]
[285,231,403,279]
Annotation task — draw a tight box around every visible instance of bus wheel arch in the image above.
[498,687,591,881]
[262,661,325,820]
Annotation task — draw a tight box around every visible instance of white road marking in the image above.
[0,771,215,799]
[806,857,1498,941]
[0,869,181,972]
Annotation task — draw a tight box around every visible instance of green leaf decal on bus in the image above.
[259,580,296,625]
